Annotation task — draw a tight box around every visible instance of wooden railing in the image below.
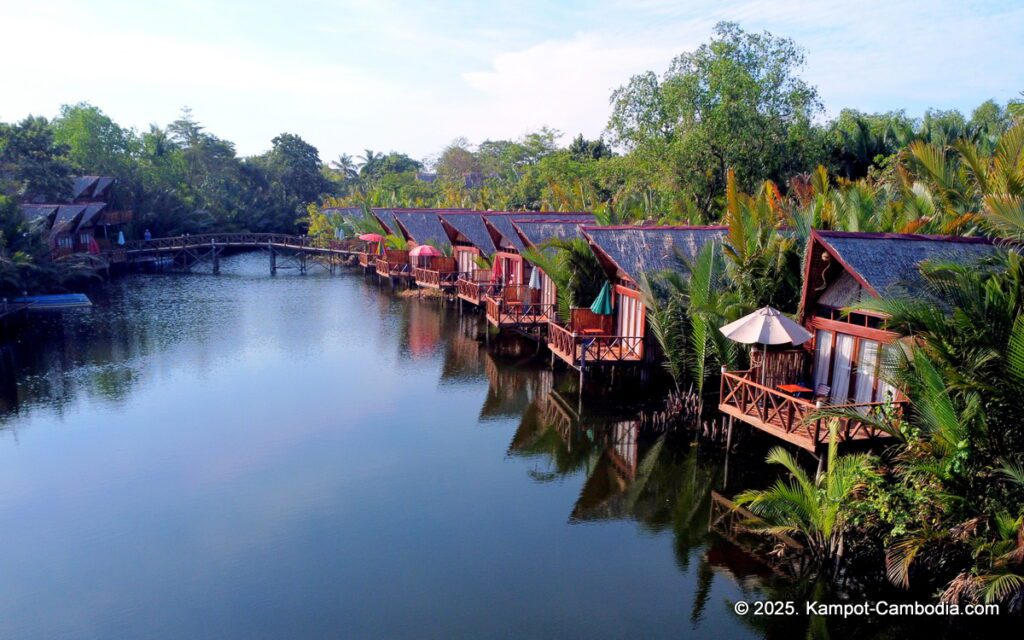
[485,294,553,326]
[456,271,498,304]
[414,268,465,288]
[116,233,361,254]
[358,252,377,267]
[718,370,896,450]
[547,322,643,366]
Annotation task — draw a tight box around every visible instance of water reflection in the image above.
[1,253,983,639]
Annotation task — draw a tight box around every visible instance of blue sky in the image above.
[2,0,1022,163]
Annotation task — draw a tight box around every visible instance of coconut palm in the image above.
[330,153,358,180]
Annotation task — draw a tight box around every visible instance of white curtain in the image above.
[853,339,879,409]
[812,330,833,391]
[875,344,899,403]
[830,334,856,404]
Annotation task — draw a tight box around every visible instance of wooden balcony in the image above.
[484,286,553,328]
[547,309,644,369]
[718,370,896,452]
[358,252,377,269]
[374,249,411,278]
[413,257,460,289]
[456,271,497,305]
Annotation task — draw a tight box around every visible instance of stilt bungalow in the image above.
[369,208,412,280]
[718,231,1000,453]
[444,213,501,305]
[22,176,132,257]
[394,211,461,289]
[481,213,593,331]
[548,225,727,372]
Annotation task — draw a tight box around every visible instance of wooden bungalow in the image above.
[22,176,131,257]
[394,210,462,289]
[548,225,727,372]
[494,219,585,330]
[481,213,593,330]
[719,230,1001,453]
[444,213,501,305]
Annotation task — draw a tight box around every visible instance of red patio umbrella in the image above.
[358,233,385,243]
[409,245,442,258]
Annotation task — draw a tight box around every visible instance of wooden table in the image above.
[580,328,605,336]
[777,383,813,395]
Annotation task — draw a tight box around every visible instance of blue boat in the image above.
[12,293,92,310]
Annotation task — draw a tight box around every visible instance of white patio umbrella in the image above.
[719,306,812,389]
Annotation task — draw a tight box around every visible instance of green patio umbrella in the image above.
[589,281,613,315]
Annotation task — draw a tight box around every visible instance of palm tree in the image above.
[357,149,383,178]
[330,153,358,180]
[735,422,878,575]
[640,241,740,394]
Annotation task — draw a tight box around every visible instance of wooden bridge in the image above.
[105,233,361,274]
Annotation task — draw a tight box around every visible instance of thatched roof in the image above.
[815,231,1001,300]
[75,203,108,231]
[485,212,593,253]
[92,177,115,199]
[512,220,585,250]
[440,213,497,254]
[393,211,449,246]
[69,175,116,201]
[21,204,58,228]
[50,205,88,235]
[71,176,99,200]
[371,208,398,234]
[323,206,364,219]
[583,226,728,285]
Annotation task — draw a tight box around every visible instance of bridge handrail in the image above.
[115,233,359,253]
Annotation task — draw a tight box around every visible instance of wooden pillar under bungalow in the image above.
[719,230,1000,455]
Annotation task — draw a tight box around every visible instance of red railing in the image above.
[484,286,553,326]
[546,321,643,366]
[456,270,498,304]
[718,370,897,450]
[414,268,464,288]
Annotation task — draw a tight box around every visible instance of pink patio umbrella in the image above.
[409,244,442,258]
[358,233,385,243]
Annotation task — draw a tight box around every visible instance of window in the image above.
[812,330,892,405]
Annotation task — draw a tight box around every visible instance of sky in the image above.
[2,0,1023,164]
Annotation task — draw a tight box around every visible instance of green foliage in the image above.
[736,422,879,574]
[522,238,603,323]
[0,115,73,201]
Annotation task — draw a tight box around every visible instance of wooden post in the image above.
[269,244,276,275]
[726,415,734,452]
[212,242,220,275]
[815,451,826,481]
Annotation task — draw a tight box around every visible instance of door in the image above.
[812,329,833,393]
[829,333,856,404]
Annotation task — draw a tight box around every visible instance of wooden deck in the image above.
[484,286,554,328]
[376,259,411,278]
[547,322,643,369]
[455,271,496,305]
[718,370,895,452]
[413,267,463,289]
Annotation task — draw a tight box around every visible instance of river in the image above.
[0,252,962,639]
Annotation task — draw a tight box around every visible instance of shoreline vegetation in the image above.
[3,21,1023,615]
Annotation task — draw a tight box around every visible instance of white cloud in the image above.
[460,34,683,142]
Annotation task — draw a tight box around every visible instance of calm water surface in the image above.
[0,253,902,638]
